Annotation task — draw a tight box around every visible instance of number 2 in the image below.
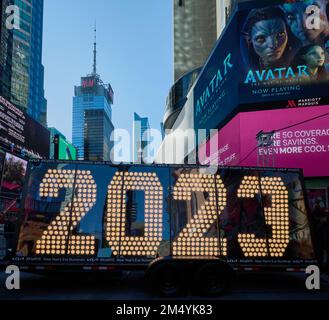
[172,173,227,257]
[36,169,97,255]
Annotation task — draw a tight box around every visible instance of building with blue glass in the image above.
[133,112,150,163]
[5,0,47,126]
[72,29,114,161]
[0,0,13,101]
[28,0,47,126]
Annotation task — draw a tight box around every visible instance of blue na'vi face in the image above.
[281,0,329,44]
[251,18,288,66]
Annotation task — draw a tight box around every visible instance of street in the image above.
[0,270,328,300]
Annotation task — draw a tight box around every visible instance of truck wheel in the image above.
[193,262,232,296]
[147,262,185,297]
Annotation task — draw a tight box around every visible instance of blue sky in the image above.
[43,0,173,142]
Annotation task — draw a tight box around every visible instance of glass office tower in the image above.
[6,0,47,126]
[72,27,115,161]
[10,0,31,110]
[0,0,13,101]
[133,112,150,163]
[28,0,47,126]
[72,74,114,161]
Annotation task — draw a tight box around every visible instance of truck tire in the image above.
[193,262,232,296]
[147,261,185,297]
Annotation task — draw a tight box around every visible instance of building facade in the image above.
[0,0,13,101]
[133,112,150,163]
[72,27,115,162]
[173,0,218,82]
[9,0,30,110]
[28,0,47,126]
[173,0,248,82]
[72,74,114,161]
[0,0,47,126]
[49,127,77,160]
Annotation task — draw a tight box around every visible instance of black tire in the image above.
[193,262,232,297]
[147,262,185,297]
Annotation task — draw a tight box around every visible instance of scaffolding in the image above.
[256,130,275,168]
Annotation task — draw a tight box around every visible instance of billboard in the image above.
[54,135,77,160]
[0,153,28,196]
[13,162,315,267]
[193,11,240,132]
[194,0,329,133]
[0,96,50,158]
[199,105,329,177]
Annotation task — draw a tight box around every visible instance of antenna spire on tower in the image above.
[93,21,97,75]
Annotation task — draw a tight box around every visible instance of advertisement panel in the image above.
[193,12,240,135]
[0,153,28,196]
[239,0,329,104]
[12,162,315,268]
[0,96,50,158]
[194,0,329,132]
[200,105,329,177]
[54,135,77,160]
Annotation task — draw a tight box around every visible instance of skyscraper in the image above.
[1,0,47,126]
[173,0,218,82]
[72,27,114,161]
[0,0,13,101]
[9,0,30,110]
[133,112,150,163]
[28,0,47,126]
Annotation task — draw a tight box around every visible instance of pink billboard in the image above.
[199,105,329,177]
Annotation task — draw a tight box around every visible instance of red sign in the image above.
[82,78,95,88]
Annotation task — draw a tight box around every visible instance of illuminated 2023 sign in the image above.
[33,168,290,259]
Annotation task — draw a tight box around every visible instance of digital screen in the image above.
[57,136,77,160]
[0,153,28,196]
[199,105,329,177]
[194,0,329,133]
[13,162,316,267]
[0,96,50,158]
[239,0,329,103]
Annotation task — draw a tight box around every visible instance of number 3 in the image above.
[237,176,289,257]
